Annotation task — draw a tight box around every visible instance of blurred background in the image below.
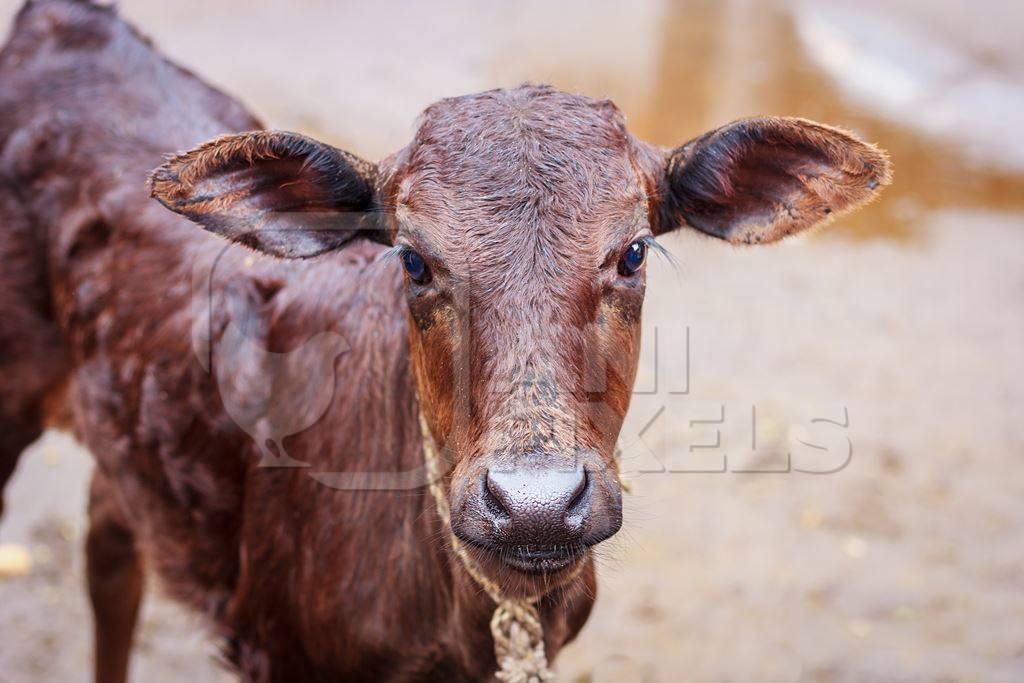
[0,1,1022,681]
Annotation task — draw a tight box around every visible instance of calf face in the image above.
[151,85,889,587]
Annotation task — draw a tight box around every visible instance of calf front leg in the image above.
[86,472,144,683]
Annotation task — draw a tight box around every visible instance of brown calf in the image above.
[0,1,890,681]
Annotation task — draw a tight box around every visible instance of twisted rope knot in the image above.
[492,600,555,683]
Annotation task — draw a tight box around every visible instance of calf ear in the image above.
[654,117,891,244]
[149,131,389,258]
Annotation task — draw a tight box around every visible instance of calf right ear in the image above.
[653,117,891,244]
[149,131,390,258]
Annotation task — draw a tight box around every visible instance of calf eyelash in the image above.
[638,235,678,272]
[378,244,407,262]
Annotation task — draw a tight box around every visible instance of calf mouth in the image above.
[501,545,587,574]
[460,537,589,576]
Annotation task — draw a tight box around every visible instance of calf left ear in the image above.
[149,130,390,258]
[654,117,891,243]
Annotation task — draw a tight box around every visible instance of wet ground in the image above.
[1,1,1023,681]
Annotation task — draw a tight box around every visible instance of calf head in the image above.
[151,85,889,588]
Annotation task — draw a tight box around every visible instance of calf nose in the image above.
[483,467,591,545]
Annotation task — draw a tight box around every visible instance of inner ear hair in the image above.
[149,130,389,258]
[659,117,892,244]
[150,131,375,210]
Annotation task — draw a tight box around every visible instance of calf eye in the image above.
[618,240,647,276]
[401,249,431,284]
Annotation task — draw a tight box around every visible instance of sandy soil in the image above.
[1,1,1022,682]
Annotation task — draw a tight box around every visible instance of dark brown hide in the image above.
[0,2,889,682]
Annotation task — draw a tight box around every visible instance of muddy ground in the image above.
[1,1,1022,682]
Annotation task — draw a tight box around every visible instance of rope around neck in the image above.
[419,410,583,683]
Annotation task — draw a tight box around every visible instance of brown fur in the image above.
[655,116,892,243]
[0,2,889,682]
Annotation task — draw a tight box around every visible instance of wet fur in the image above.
[0,3,592,681]
[0,1,889,681]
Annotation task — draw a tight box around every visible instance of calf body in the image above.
[0,2,889,682]
[0,3,590,680]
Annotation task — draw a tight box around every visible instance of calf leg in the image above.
[86,473,144,683]
[0,186,66,520]
[0,309,57,520]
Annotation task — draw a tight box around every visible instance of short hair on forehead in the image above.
[415,84,627,136]
[396,84,639,220]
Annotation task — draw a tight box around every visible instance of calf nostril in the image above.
[482,471,511,520]
[565,469,591,520]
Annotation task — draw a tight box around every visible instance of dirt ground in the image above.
[1,1,1023,682]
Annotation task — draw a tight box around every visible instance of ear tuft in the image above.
[658,117,891,244]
